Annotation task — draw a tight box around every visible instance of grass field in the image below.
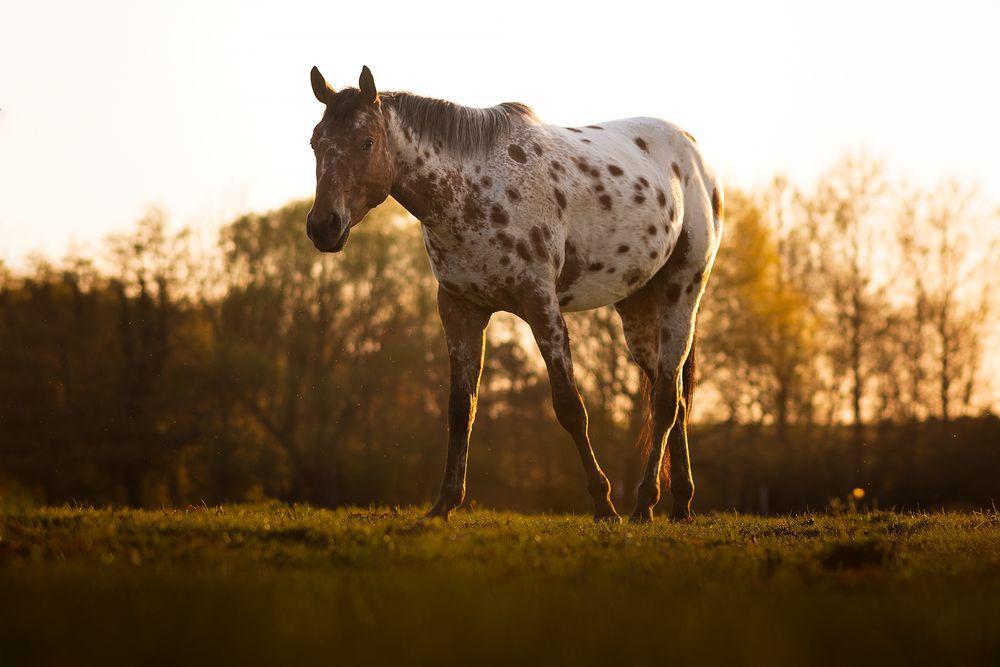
[2,504,999,666]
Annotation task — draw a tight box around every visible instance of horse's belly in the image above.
[557,274,635,312]
[557,246,670,312]
[557,211,682,312]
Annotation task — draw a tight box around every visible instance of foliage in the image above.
[0,155,997,512]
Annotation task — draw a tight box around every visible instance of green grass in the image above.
[2,505,999,666]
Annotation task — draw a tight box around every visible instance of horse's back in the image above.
[583,115,724,269]
[520,117,721,313]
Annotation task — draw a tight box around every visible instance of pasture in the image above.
[2,505,999,666]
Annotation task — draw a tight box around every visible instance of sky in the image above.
[1,0,999,265]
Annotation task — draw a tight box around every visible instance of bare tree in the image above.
[897,181,999,421]
[801,155,888,469]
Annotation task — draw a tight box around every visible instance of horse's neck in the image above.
[387,114,473,225]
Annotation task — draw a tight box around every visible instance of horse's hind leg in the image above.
[630,292,697,523]
[521,289,619,523]
[623,225,712,523]
[426,286,493,521]
[667,341,696,520]
[617,292,697,522]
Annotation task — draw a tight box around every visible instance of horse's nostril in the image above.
[328,212,341,228]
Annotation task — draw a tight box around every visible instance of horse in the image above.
[305,66,723,523]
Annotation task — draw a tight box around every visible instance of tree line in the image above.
[1,154,997,513]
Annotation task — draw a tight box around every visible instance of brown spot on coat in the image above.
[607,165,624,176]
[567,127,583,133]
[587,125,604,130]
[463,195,484,226]
[554,188,567,209]
[556,241,583,292]
[515,240,533,262]
[599,194,612,210]
[490,204,509,226]
[647,225,657,235]
[634,194,646,204]
[532,143,543,156]
[480,176,492,187]
[657,188,667,207]
[588,261,604,271]
[508,144,527,163]
[529,226,549,260]
[495,231,515,249]
[634,137,649,152]
[666,283,682,303]
[617,244,630,253]
[712,187,724,220]
[671,162,682,179]
[506,187,521,202]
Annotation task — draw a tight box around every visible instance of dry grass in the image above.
[2,504,999,666]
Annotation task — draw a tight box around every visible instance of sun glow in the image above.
[2,0,999,263]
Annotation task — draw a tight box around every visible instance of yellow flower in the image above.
[851,488,866,500]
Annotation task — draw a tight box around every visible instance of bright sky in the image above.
[1,0,998,264]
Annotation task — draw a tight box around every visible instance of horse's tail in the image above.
[635,371,655,476]
[635,329,697,485]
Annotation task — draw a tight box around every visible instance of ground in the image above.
[1,505,999,666]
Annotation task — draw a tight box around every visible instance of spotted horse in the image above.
[305,66,724,523]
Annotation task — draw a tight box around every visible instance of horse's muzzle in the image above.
[306,212,350,253]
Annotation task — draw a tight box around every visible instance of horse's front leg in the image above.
[426,286,493,521]
[521,292,620,523]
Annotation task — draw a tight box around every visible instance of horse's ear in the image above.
[311,66,334,104]
[359,65,379,104]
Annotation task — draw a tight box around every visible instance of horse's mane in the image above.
[385,92,538,155]
[321,88,538,156]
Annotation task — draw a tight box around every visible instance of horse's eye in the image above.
[361,137,375,151]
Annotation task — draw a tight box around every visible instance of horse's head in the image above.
[306,66,394,253]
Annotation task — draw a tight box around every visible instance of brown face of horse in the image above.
[306,66,394,253]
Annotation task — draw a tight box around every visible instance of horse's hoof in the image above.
[423,507,452,522]
[670,508,693,522]
[629,508,654,524]
[594,513,622,525]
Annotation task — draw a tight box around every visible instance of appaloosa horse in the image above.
[306,66,723,523]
